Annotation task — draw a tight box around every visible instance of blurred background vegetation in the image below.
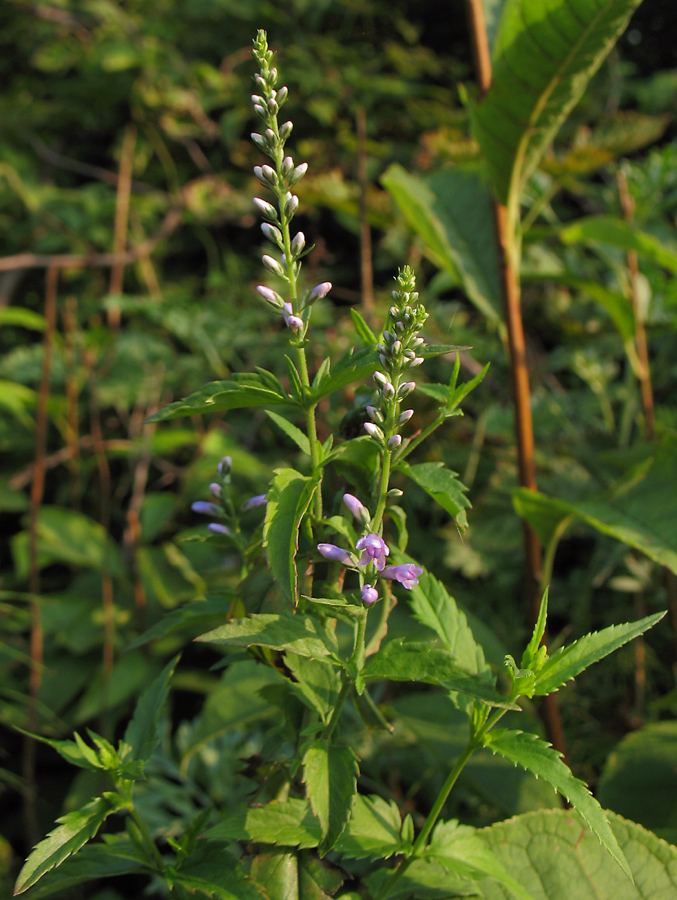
[2,0,677,895]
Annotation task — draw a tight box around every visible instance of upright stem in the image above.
[371,449,392,533]
[464,0,567,759]
[356,107,374,325]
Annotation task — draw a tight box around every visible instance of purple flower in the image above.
[356,533,390,572]
[209,482,222,498]
[243,493,267,511]
[308,282,332,303]
[343,493,369,524]
[382,564,424,590]
[218,456,232,476]
[192,501,222,517]
[361,584,378,606]
[208,523,231,536]
[318,543,353,566]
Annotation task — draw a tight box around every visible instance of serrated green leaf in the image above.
[363,639,517,709]
[336,794,408,860]
[513,436,677,574]
[263,468,319,606]
[145,373,295,423]
[311,345,380,402]
[477,809,677,899]
[482,729,631,880]
[14,793,126,894]
[171,841,266,900]
[249,848,298,900]
[14,729,104,774]
[285,654,341,723]
[208,798,323,849]
[196,613,339,660]
[426,819,535,900]
[265,410,311,455]
[560,216,677,275]
[122,653,179,765]
[303,740,358,854]
[407,570,491,679]
[382,163,501,322]
[534,612,665,696]
[398,461,471,530]
[471,0,643,204]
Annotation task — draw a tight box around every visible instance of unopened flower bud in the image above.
[291,232,305,256]
[267,97,278,114]
[254,164,277,187]
[281,155,294,176]
[318,543,353,566]
[208,523,231,536]
[218,456,232,476]
[265,127,276,145]
[254,74,266,90]
[243,493,267,511]
[387,434,402,450]
[251,132,268,151]
[404,349,415,360]
[373,371,388,388]
[398,409,414,424]
[253,104,266,119]
[251,94,265,106]
[392,340,402,355]
[284,193,299,217]
[289,162,308,185]
[262,255,285,277]
[261,223,284,247]
[282,302,304,333]
[364,422,384,441]
[253,197,278,220]
[398,381,416,397]
[192,501,222,517]
[277,86,288,104]
[410,356,425,367]
[343,493,370,525]
[411,337,425,349]
[308,282,332,303]
[279,120,293,140]
[366,405,383,424]
[269,67,278,83]
[257,285,285,308]
[379,354,390,369]
[209,483,222,498]
[387,488,404,498]
[381,381,395,400]
[361,584,378,606]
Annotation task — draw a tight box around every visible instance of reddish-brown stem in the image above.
[108,125,137,329]
[62,296,81,507]
[356,107,374,324]
[23,266,58,843]
[465,0,566,759]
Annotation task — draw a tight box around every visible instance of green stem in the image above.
[371,448,392,533]
[323,676,351,740]
[398,412,445,462]
[322,609,368,740]
[129,806,165,873]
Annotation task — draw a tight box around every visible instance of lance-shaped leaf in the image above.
[534,612,665,697]
[196,613,339,661]
[145,372,295,423]
[407,569,491,678]
[265,410,311,456]
[482,729,631,880]
[122,654,179,765]
[302,740,358,854]
[513,435,677,575]
[14,793,126,894]
[560,215,677,276]
[362,639,518,709]
[311,345,380,402]
[264,468,319,607]
[398,461,471,530]
[169,841,266,900]
[382,163,502,322]
[471,0,643,205]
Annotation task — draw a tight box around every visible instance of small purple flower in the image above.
[343,493,369,524]
[208,523,231,536]
[356,533,390,572]
[257,285,284,308]
[192,501,222,517]
[308,282,332,303]
[218,456,232,476]
[243,493,267,511]
[318,543,353,566]
[282,302,304,333]
[209,482,222,498]
[361,584,378,606]
[382,564,424,590]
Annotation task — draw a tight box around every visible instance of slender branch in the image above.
[356,107,374,324]
[108,124,137,329]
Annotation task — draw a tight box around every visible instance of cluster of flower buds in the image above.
[251,30,331,338]
[364,266,428,451]
[192,455,267,537]
[317,492,423,606]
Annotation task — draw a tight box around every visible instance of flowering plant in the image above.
[14,28,666,900]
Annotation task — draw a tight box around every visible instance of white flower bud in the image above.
[381,381,395,400]
[398,381,416,397]
[289,162,308,185]
[411,337,425,348]
[277,86,288,104]
[392,340,402,355]
[387,434,402,450]
[308,282,332,303]
[279,120,293,140]
[261,223,284,247]
[253,105,266,119]
[410,356,425,367]
[265,128,276,145]
[253,197,278,220]
[254,165,277,186]
[256,285,284,308]
[398,409,414,424]
[291,232,305,256]
[364,422,384,441]
[251,94,265,105]
[262,255,285,277]
[284,193,299,217]
[251,132,267,151]
[366,405,384,424]
[373,371,388,387]
[281,156,294,176]
[404,349,415,360]
[267,97,278,114]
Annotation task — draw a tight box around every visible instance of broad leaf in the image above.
[196,613,339,660]
[560,216,677,275]
[311,345,380,402]
[472,0,643,204]
[303,740,358,853]
[264,468,319,606]
[171,841,266,900]
[15,793,126,894]
[335,794,409,860]
[407,569,491,678]
[122,654,179,764]
[382,163,502,322]
[363,639,518,709]
[598,721,677,842]
[513,436,677,574]
[126,593,233,650]
[351,308,377,346]
[209,798,323,849]
[146,373,295,423]
[399,461,471,530]
[426,819,535,900]
[482,729,631,879]
[285,654,341,723]
[265,410,311,455]
[534,612,665,696]
[477,809,677,899]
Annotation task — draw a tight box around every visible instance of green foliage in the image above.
[302,739,358,854]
